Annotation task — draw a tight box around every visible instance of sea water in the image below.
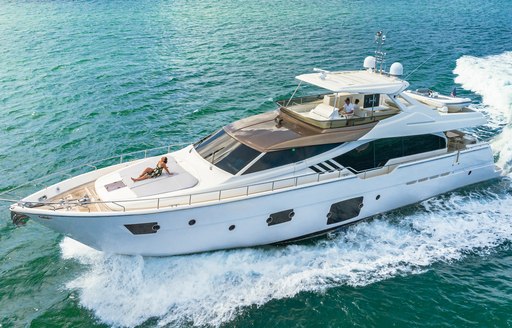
[0,0,511,327]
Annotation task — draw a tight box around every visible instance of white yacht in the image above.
[8,34,502,256]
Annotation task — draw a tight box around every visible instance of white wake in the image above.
[61,190,512,327]
[453,51,512,171]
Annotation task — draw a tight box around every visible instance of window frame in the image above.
[194,129,261,175]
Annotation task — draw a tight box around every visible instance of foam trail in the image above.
[453,51,512,172]
[61,188,512,327]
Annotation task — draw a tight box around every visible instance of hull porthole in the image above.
[229,225,236,231]
[189,219,196,226]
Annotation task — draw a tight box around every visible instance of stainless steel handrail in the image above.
[8,168,357,212]
[0,142,189,198]
[187,147,483,208]
[6,145,472,212]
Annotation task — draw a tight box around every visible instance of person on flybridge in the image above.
[340,98,354,117]
[354,99,361,110]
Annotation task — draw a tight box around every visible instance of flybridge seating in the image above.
[276,69,408,129]
[277,92,400,129]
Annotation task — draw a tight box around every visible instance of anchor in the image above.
[11,211,29,226]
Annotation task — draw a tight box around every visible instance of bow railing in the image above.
[0,143,189,200]
[12,167,357,213]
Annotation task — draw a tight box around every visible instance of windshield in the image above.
[194,129,261,175]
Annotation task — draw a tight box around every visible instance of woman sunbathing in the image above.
[131,156,172,182]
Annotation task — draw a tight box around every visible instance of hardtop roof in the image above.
[296,70,409,94]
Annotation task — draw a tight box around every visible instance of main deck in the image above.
[20,129,475,214]
[43,182,110,212]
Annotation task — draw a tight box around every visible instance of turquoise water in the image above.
[1,0,512,326]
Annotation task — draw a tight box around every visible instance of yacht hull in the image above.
[13,145,500,256]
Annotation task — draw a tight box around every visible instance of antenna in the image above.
[313,68,331,80]
[374,31,386,73]
[404,52,436,80]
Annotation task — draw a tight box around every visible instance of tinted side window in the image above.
[332,142,375,172]
[302,144,341,158]
[333,134,446,172]
[403,134,445,156]
[374,137,403,167]
[243,143,341,175]
[244,148,301,174]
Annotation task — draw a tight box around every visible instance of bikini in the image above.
[148,163,164,178]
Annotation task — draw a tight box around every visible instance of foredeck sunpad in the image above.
[95,156,199,201]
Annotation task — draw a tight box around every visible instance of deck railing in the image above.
[14,167,358,213]
[11,161,409,213]
[4,145,435,213]
[0,143,189,199]
[3,141,474,213]
[276,94,327,107]
[1,141,359,212]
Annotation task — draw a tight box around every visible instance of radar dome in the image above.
[363,56,376,70]
[389,62,404,76]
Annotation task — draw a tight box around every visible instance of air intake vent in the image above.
[326,197,364,225]
[125,222,160,235]
[309,159,344,173]
[267,209,295,226]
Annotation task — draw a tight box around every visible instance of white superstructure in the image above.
[7,34,502,256]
